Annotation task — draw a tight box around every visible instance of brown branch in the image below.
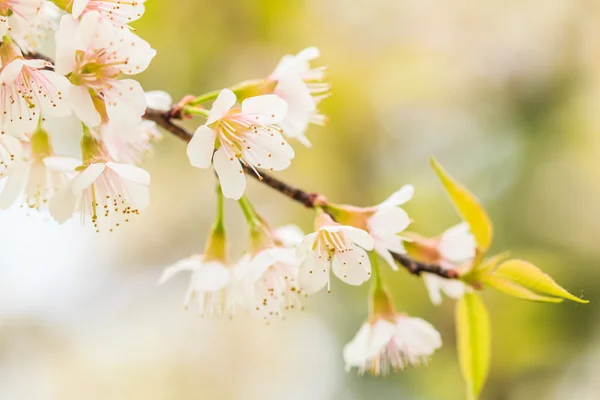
[143,108,457,280]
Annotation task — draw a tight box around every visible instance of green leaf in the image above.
[495,259,589,304]
[430,157,493,252]
[456,293,491,400]
[482,275,564,303]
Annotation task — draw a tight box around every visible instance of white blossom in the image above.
[101,120,161,164]
[70,0,146,27]
[296,214,374,294]
[0,44,72,139]
[159,255,247,317]
[343,316,442,375]
[269,47,329,146]
[0,0,44,44]
[10,1,61,53]
[49,157,150,232]
[55,11,155,127]
[367,185,414,270]
[422,222,476,305]
[186,88,293,200]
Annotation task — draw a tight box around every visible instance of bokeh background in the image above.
[1,0,599,399]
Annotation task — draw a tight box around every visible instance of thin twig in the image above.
[143,108,457,280]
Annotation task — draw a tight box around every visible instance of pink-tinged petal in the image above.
[21,59,50,69]
[106,162,150,186]
[145,90,172,111]
[378,185,414,208]
[37,70,72,117]
[72,0,90,18]
[49,182,77,223]
[54,15,79,75]
[71,163,105,193]
[343,226,375,250]
[297,250,329,294]
[438,222,476,263]
[241,94,288,125]
[207,89,236,124]
[332,247,371,286]
[0,60,25,85]
[213,147,246,200]
[43,156,81,173]
[158,256,203,284]
[187,125,216,168]
[70,85,101,127]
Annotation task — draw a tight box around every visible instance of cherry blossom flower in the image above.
[101,120,161,164]
[159,255,247,317]
[69,0,146,27]
[9,1,61,53]
[0,127,78,210]
[0,42,72,139]
[0,0,44,44]
[343,315,442,375]
[49,133,150,232]
[55,11,156,127]
[296,213,374,294]
[186,88,292,200]
[419,223,476,305]
[269,47,330,146]
[324,184,414,270]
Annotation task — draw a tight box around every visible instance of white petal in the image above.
[332,247,371,286]
[378,185,415,208]
[213,147,246,200]
[423,273,465,305]
[37,70,72,118]
[343,320,396,367]
[368,207,411,236]
[296,47,320,62]
[0,163,27,209]
[207,89,236,124]
[72,0,90,18]
[43,156,81,173]
[190,262,230,292]
[104,79,146,126]
[187,125,216,168]
[374,243,399,271]
[297,250,330,294]
[439,222,476,263]
[296,232,318,257]
[145,90,173,111]
[422,273,444,306]
[394,317,442,356]
[246,249,278,282]
[342,226,375,250]
[158,256,202,284]
[106,162,150,186]
[70,85,101,127]
[49,182,77,223]
[71,163,105,193]
[241,94,288,125]
[0,60,25,85]
[275,225,305,248]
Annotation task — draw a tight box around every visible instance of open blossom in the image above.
[0,0,44,43]
[269,47,330,146]
[159,255,245,317]
[344,316,442,375]
[55,11,156,127]
[419,223,476,305]
[0,43,71,139]
[0,128,78,210]
[186,88,293,200]
[9,1,61,53]
[296,213,374,294]
[70,0,146,27]
[101,120,161,164]
[49,134,150,232]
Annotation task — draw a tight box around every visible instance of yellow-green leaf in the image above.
[456,293,491,400]
[482,275,563,303]
[430,157,493,252]
[495,259,589,304]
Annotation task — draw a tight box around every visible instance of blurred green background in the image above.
[1,0,599,399]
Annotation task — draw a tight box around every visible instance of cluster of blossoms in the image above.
[1,3,585,391]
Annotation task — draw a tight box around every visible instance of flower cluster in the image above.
[0,0,157,232]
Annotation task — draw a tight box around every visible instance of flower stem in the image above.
[182,106,210,118]
[204,186,228,262]
[188,89,222,106]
